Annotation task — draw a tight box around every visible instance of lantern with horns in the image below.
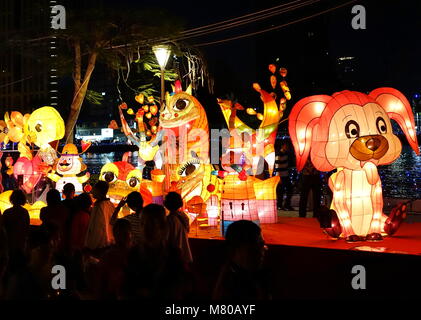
[288,88,419,242]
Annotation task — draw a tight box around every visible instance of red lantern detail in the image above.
[218,171,226,179]
[150,105,158,115]
[13,156,43,193]
[175,80,183,93]
[5,156,13,167]
[238,170,247,181]
[207,184,215,192]
[84,184,92,193]
[268,64,276,74]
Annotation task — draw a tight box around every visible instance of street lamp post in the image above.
[152,45,171,192]
[152,45,171,106]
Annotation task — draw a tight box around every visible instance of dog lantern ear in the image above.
[369,88,419,155]
[288,95,331,171]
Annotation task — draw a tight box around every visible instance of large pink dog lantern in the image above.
[289,88,419,242]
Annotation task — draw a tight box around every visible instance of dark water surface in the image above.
[81,146,420,199]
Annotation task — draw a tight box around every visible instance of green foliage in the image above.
[85,90,104,105]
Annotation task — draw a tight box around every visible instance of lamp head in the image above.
[152,45,171,69]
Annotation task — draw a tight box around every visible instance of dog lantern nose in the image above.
[366,138,381,151]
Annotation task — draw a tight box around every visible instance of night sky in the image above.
[126,0,421,126]
[62,0,421,128]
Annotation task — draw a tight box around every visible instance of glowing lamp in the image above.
[268,64,276,74]
[152,45,171,70]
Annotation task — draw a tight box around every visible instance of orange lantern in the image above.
[150,105,158,115]
[288,88,419,241]
[252,83,261,91]
[268,64,276,74]
[135,93,144,104]
[127,108,134,115]
[270,75,277,89]
[279,67,287,77]
[0,120,7,143]
[246,108,257,115]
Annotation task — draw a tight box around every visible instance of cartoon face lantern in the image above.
[99,160,152,207]
[160,82,209,163]
[289,88,419,241]
[27,107,65,148]
[27,106,65,164]
[48,143,90,193]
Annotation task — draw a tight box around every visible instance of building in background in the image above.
[0,0,51,113]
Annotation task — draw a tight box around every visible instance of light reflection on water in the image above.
[378,146,420,200]
[81,147,420,199]
[81,151,141,175]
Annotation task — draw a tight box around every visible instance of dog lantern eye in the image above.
[345,120,360,139]
[376,117,387,134]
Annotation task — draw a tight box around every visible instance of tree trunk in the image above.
[64,48,98,143]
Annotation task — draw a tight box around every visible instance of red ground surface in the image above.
[189,217,421,256]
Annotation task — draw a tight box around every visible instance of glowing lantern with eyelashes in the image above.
[288,88,419,241]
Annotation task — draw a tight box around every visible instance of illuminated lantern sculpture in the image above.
[0,190,46,225]
[4,111,29,143]
[48,143,91,193]
[254,176,280,223]
[27,106,65,165]
[99,154,153,216]
[0,121,8,143]
[217,148,260,233]
[288,88,420,242]
[13,156,44,193]
[218,82,285,177]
